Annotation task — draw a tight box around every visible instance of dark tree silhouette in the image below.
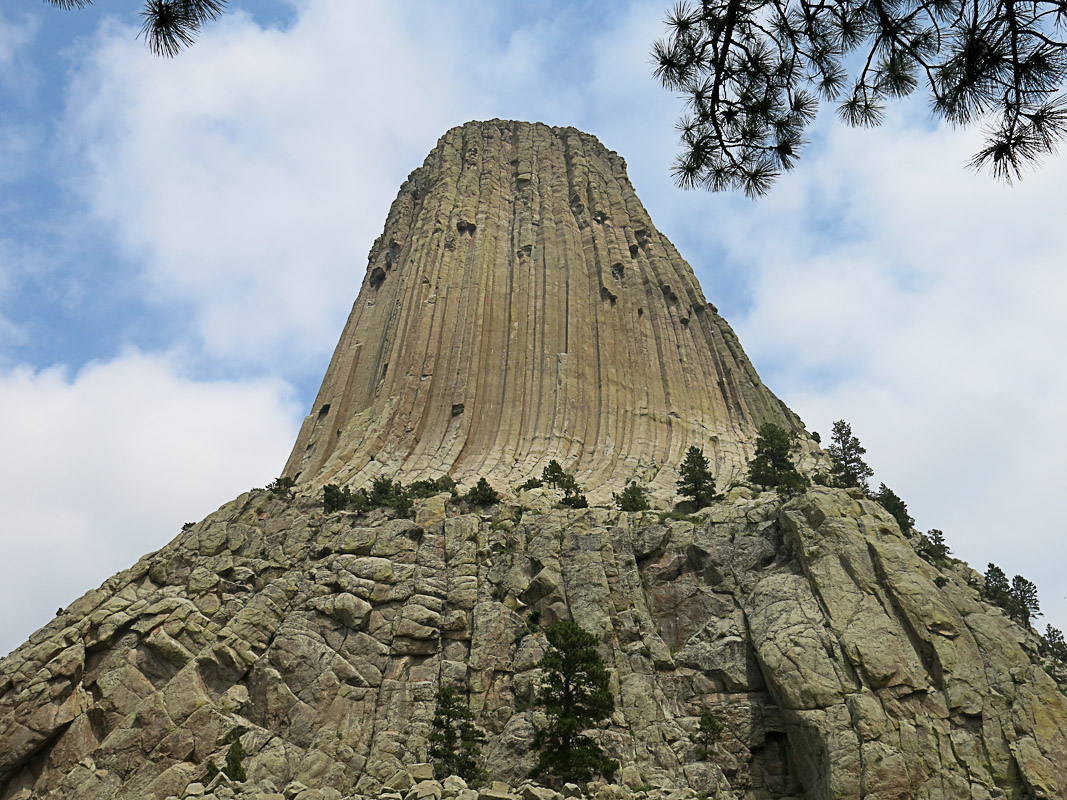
[532,622,619,784]
[428,687,486,784]
[46,0,228,57]
[747,422,808,496]
[653,0,1067,196]
[677,446,721,508]
[826,420,874,491]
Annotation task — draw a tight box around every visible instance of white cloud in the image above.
[7,0,1062,654]
[60,3,512,372]
[713,111,1067,632]
[0,352,300,657]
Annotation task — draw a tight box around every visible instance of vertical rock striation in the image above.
[4,120,1065,800]
[284,120,800,499]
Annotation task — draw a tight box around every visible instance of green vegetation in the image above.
[204,739,247,784]
[559,490,589,508]
[223,739,247,782]
[983,564,1042,627]
[266,476,295,498]
[695,710,724,759]
[747,423,808,497]
[532,622,619,784]
[538,460,589,508]
[323,484,353,514]
[653,0,1067,196]
[541,461,569,489]
[677,446,721,508]
[1045,626,1067,663]
[519,477,544,491]
[465,477,500,506]
[613,481,651,511]
[917,529,951,565]
[826,420,874,491]
[872,483,915,533]
[428,686,486,784]
[321,475,424,518]
[408,476,458,498]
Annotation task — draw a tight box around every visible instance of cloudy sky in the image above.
[1,0,1064,656]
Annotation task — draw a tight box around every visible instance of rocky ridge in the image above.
[3,119,1066,800]
[164,767,723,800]
[2,484,1065,799]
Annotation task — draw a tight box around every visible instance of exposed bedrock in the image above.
[3,487,1064,799]
[282,120,806,502]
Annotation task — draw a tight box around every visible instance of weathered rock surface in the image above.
[282,120,808,502]
[3,488,1065,799]
[3,121,1065,800]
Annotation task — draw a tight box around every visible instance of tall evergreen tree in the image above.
[532,622,618,784]
[983,564,1042,627]
[872,483,915,532]
[1010,575,1041,627]
[826,420,875,491]
[695,711,724,759]
[747,423,808,497]
[677,446,720,508]
[428,687,486,784]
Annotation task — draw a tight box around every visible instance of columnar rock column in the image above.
[285,120,801,498]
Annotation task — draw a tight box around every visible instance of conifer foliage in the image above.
[677,446,720,508]
[695,711,724,759]
[983,564,1042,627]
[652,0,1067,196]
[465,477,500,507]
[613,481,651,511]
[747,423,808,497]
[428,686,486,784]
[532,622,619,784]
[872,483,915,533]
[826,420,874,491]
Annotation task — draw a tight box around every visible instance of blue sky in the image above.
[1,0,1065,656]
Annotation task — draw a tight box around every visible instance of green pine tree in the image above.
[541,460,567,488]
[696,710,724,759]
[222,739,246,782]
[613,481,650,512]
[532,622,619,784]
[428,686,486,784]
[872,483,915,532]
[826,420,874,491]
[465,477,500,506]
[677,446,720,508]
[747,423,808,497]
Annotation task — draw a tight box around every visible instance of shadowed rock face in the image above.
[2,489,1066,800]
[283,120,801,500]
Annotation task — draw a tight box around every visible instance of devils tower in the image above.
[283,121,804,501]
[2,121,1067,800]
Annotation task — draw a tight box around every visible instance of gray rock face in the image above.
[2,488,1065,799]
[2,122,1064,799]
[282,120,809,503]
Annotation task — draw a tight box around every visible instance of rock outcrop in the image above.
[283,120,805,502]
[2,487,1066,799]
[3,121,1066,800]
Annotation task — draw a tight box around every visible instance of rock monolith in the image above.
[2,121,1065,800]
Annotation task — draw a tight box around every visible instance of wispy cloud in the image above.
[0,351,299,656]
[1,0,1064,655]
